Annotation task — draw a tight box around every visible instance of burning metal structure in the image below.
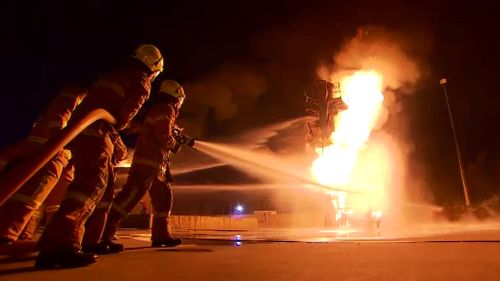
[306,71,386,228]
[305,80,348,149]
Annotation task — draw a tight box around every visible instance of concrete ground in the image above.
[1,226,500,281]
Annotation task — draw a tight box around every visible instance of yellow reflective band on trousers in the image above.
[10,193,40,208]
[10,173,53,208]
[45,205,60,213]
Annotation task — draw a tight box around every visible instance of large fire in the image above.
[311,70,386,223]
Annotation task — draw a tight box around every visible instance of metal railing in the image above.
[0,109,116,206]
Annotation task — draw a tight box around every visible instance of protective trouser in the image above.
[82,164,117,246]
[0,149,71,241]
[19,163,75,240]
[18,209,43,240]
[149,179,173,242]
[101,164,173,242]
[37,123,114,252]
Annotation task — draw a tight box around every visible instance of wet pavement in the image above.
[1,224,500,281]
[122,222,500,244]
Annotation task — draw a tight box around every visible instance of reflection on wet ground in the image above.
[119,222,500,248]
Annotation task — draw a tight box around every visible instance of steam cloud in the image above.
[180,64,267,137]
[318,26,421,92]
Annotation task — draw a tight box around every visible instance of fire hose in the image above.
[0,109,116,207]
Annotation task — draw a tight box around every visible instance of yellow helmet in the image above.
[132,44,164,73]
[159,80,186,100]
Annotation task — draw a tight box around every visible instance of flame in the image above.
[311,70,385,222]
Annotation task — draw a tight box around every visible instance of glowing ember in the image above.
[311,70,385,222]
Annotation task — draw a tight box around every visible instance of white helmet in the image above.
[132,44,164,74]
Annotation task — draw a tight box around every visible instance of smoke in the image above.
[317,26,422,134]
[318,26,421,92]
[179,64,268,138]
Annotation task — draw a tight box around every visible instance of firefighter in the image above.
[20,132,126,242]
[98,80,190,251]
[35,44,163,268]
[0,86,87,244]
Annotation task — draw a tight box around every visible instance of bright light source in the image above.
[371,210,383,220]
[234,234,242,247]
[235,204,244,213]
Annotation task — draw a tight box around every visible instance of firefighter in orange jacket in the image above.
[0,86,87,244]
[99,80,190,250]
[35,44,164,268]
[19,132,127,242]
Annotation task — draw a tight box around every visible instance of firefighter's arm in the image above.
[149,107,178,152]
[44,98,67,138]
[116,78,151,130]
[47,96,82,138]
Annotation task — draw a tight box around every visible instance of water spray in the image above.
[192,140,365,194]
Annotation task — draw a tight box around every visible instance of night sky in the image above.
[1,0,499,205]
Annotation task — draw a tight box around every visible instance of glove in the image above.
[173,127,195,147]
[177,134,195,147]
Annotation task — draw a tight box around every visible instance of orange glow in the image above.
[116,159,132,168]
[310,70,385,222]
[116,149,134,168]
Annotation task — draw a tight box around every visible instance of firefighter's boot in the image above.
[35,250,98,268]
[151,237,182,248]
[103,239,124,253]
[83,240,123,254]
